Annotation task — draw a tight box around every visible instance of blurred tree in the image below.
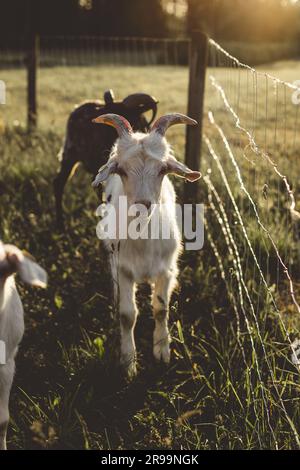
[187,0,214,36]
[0,0,29,38]
[39,0,79,35]
[186,0,300,42]
[0,0,167,39]
[1,0,300,44]
[82,0,167,36]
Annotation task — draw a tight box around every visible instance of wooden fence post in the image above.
[27,32,39,131]
[184,31,208,202]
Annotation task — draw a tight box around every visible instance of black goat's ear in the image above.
[92,159,118,187]
[123,93,158,126]
[104,90,114,104]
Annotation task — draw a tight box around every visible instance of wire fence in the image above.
[0,35,190,68]
[204,38,300,448]
[1,36,298,68]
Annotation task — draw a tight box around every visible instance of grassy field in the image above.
[0,62,300,450]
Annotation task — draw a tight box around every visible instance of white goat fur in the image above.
[94,127,200,375]
[0,243,47,450]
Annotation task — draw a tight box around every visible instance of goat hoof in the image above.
[120,354,137,378]
[127,362,137,379]
[153,343,170,364]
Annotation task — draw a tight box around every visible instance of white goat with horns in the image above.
[92,113,201,376]
[0,241,47,450]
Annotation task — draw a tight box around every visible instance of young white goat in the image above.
[92,113,201,376]
[0,241,47,450]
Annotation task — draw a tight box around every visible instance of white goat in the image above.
[0,241,47,450]
[92,113,201,376]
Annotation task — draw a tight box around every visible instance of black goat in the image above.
[53,90,158,228]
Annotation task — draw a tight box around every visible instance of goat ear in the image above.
[92,160,118,187]
[166,158,201,182]
[4,246,47,288]
[18,256,48,288]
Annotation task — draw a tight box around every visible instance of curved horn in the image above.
[92,113,133,137]
[151,113,197,136]
[123,93,158,126]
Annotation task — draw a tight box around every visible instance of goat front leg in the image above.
[118,269,138,377]
[0,420,8,451]
[0,361,14,450]
[152,271,176,364]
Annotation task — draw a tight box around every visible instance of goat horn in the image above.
[151,113,197,136]
[92,113,133,137]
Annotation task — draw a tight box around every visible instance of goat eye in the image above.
[159,165,168,176]
[115,167,127,177]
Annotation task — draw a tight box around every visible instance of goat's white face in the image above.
[113,134,173,209]
[92,113,202,210]
[117,157,164,208]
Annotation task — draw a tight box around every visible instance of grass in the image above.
[0,61,300,449]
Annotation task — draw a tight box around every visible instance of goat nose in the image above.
[135,199,151,210]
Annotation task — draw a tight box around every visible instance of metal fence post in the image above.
[27,32,39,131]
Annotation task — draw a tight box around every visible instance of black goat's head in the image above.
[122,93,158,130]
[102,90,158,132]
